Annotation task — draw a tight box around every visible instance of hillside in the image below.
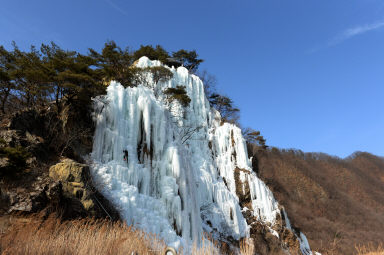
[250,147,384,254]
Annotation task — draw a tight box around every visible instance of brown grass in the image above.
[356,243,384,255]
[0,214,249,255]
[239,238,254,255]
[0,214,165,255]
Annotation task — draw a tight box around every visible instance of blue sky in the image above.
[1,0,383,157]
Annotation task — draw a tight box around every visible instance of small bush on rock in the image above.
[164,85,191,107]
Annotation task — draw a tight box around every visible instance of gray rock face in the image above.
[1,159,119,220]
[5,177,52,213]
[0,158,9,169]
[0,107,108,219]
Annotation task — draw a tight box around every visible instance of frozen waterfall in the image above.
[90,57,313,253]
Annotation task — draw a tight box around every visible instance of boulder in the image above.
[49,158,119,219]
[49,159,89,183]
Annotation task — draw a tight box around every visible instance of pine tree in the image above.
[0,46,16,113]
[147,66,173,85]
[164,85,191,107]
[242,127,268,150]
[133,45,169,63]
[172,49,203,73]
[12,44,50,107]
[89,41,133,86]
[42,42,102,112]
[208,93,239,124]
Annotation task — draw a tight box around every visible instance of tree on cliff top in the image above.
[89,41,133,86]
[0,46,17,114]
[164,85,191,107]
[133,45,169,63]
[242,127,267,150]
[0,41,206,116]
[172,49,203,73]
[208,93,240,124]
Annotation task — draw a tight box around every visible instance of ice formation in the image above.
[90,57,314,253]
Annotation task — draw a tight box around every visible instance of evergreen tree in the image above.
[133,45,169,63]
[164,85,191,107]
[147,66,173,85]
[0,41,205,116]
[0,46,16,113]
[242,127,268,150]
[172,49,203,73]
[42,42,102,112]
[12,44,50,107]
[209,93,239,124]
[89,41,133,86]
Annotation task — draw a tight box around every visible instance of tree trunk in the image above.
[0,87,10,114]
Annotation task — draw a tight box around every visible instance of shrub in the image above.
[147,66,173,84]
[164,85,191,107]
[0,145,30,177]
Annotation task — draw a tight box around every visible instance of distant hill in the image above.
[250,148,384,255]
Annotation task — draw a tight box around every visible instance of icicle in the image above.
[90,57,314,254]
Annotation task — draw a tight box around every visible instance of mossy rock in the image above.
[49,159,98,217]
[49,159,89,183]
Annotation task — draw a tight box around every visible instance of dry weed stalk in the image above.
[0,214,165,255]
[355,242,384,255]
[0,215,238,255]
[239,238,254,255]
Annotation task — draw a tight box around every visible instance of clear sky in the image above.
[1,0,383,157]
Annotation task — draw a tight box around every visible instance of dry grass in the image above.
[239,238,254,255]
[0,214,248,255]
[356,243,384,255]
[0,214,165,255]
[190,238,219,255]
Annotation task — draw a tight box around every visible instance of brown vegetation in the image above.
[249,147,384,255]
[356,243,384,255]
[0,214,165,255]
[0,214,258,255]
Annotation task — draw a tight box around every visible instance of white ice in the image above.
[90,57,313,254]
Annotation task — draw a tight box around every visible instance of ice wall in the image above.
[90,57,312,252]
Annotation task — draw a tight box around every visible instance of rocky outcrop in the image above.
[4,177,60,213]
[3,106,94,164]
[0,106,118,220]
[234,168,301,255]
[49,158,118,219]
[1,158,119,220]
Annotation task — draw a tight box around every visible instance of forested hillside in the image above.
[248,147,384,255]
